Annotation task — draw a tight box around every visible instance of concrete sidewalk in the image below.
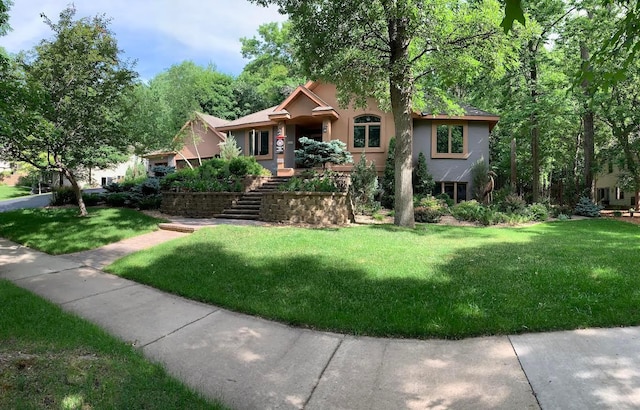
[2,229,640,409]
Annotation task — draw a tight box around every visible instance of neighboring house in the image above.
[56,154,146,188]
[215,81,498,203]
[595,163,638,208]
[146,112,229,173]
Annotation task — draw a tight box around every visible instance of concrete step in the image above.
[231,204,261,211]
[214,214,261,220]
[222,209,260,215]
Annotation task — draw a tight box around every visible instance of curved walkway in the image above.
[2,223,639,409]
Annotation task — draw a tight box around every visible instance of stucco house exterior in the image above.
[215,81,498,203]
[146,112,229,172]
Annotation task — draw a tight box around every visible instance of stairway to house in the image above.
[214,176,290,221]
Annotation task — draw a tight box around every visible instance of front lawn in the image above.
[0,280,225,409]
[106,219,640,339]
[0,207,164,254]
[0,185,31,200]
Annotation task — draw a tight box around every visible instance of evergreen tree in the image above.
[381,138,396,209]
[412,152,434,197]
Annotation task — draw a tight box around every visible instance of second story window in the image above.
[354,115,381,148]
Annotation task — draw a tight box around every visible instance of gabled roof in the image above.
[217,106,278,131]
[274,83,331,112]
[193,112,228,141]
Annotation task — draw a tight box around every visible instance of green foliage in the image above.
[50,186,76,206]
[218,135,242,161]
[228,156,270,177]
[436,193,454,208]
[574,197,603,217]
[0,7,136,215]
[527,203,549,221]
[412,152,434,197]
[238,21,305,108]
[81,193,102,206]
[280,171,341,192]
[349,153,379,213]
[161,157,268,193]
[497,193,527,214]
[125,161,148,182]
[414,196,449,223]
[294,137,353,169]
[381,138,396,209]
[451,200,485,222]
[470,158,490,201]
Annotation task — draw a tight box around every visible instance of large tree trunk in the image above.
[59,163,88,217]
[528,41,540,203]
[580,42,595,201]
[388,11,414,228]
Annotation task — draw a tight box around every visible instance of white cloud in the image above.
[0,0,288,76]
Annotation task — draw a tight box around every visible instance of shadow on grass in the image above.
[108,219,640,340]
[0,186,32,200]
[0,207,162,254]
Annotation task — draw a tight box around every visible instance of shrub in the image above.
[124,161,147,181]
[50,187,76,206]
[436,193,454,208]
[470,158,490,201]
[412,152,434,197]
[557,213,571,221]
[414,196,448,223]
[218,135,242,160]
[613,210,623,217]
[451,200,484,221]
[350,153,379,214]
[228,157,250,176]
[497,193,527,214]
[104,192,128,207]
[527,203,549,221]
[295,137,353,169]
[574,197,602,217]
[82,193,103,206]
[280,171,339,193]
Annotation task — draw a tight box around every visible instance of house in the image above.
[595,163,638,208]
[146,112,229,173]
[215,81,498,203]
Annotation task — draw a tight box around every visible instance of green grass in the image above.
[0,207,164,254]
[107,219,640,339]
[0,185,31,200]
[0,280,225,409]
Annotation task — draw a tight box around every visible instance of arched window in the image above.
[353,115,381,148]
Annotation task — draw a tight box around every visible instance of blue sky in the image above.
[0,0,288,80]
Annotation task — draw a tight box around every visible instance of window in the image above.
[431,123,468,159]
[617,187,624,200]
[434,181,467,203]
[249,129,270,157]
[353,115,381,149]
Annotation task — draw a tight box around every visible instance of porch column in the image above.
[276,121,288,176]
[322,118,332,142]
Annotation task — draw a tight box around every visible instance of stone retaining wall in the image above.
[161,192,242,217]
[260,192,354,225]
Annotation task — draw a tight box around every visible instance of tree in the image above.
[252,0,504,227]
[239,21,305,107]
[0,7,136,216]
[412,152,434,197]
[294,137,353,169]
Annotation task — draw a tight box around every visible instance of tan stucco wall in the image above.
[311,83,394,172]
[178,120,224,162]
